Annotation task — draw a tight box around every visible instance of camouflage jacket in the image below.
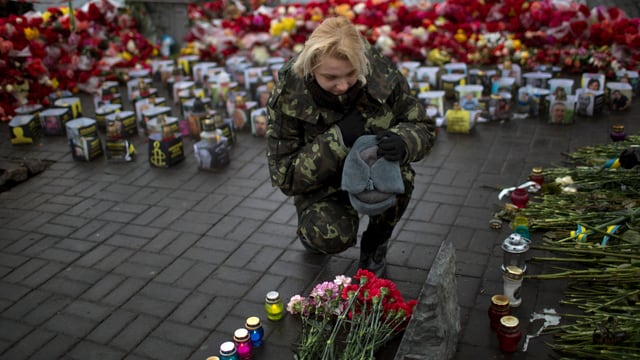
[266,44,436,211]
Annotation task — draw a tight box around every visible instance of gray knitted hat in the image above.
[341,135,405,215]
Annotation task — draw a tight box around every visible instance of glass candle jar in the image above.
[610,124,627,142]
[503,265,524,307]
[245,316,264,347]
[233,328,252,359]
[497,315,522,353]
[219,341,239,360]
[488,294,511,331]
[510,188,529,208]
[264,291,284,321]
[529,167,544,186]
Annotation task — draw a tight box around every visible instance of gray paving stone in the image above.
[191,296,237,330]
[69,219,117,242]
[75,245,117,267]
[153,258,195,284]
[0,281,32,302]
[148,208,186,228]
[101,277,147,307]
[140,282,190,303]
[199,277,249,298]
[37,247,83,263]
[0,328,55,360]
[63,299,114,321]
[43,312,98,338]
[151,321,209,347]
[2,258,47,283]
[123,294,178,318]
[0,318,33,342]
[139,228,179,252]
[54,238,96,253]
[161,232,201,256]
[110,314,162,352]
[37,202,73,214]
[173,262,216,289]
[169,219,215,235]
[106,234,151,250]
[134,336,194,360]
[67,340,128,360]
[99,209,139,223]
[182,246,229,265]
[128,205,170,226]
[41,276,91,297]
[48,194,85,206]
[28,333,78,360]
[113,261,162,279]
[80,273,127,302]
[168,292,214,324]
[20,295,72,326]
[86,309,137,344]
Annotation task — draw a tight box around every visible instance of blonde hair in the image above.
[293,16,370,84]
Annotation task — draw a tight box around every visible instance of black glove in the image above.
[619,147,640,169]
[376,130,406,162]
[337,109,365,147]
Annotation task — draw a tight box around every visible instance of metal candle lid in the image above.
[502,233,530,254]
[504,265,524,280]
[245,316,261,329]
[233,328,250,342]
[265,291,280,303]
[491,294,509,306]
[500,315,520,328]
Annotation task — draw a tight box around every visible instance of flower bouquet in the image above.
[287,269,417,360]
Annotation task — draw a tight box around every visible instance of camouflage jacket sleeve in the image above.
[265,63,347,196]
[366,45,436,165]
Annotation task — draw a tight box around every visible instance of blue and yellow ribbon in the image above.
[571,224,592,242]
[600,225,621,246]
[602,158,620,169]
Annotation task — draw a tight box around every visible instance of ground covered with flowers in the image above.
[2,0,640,120]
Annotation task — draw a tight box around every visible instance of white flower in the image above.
[333,275,352,287]
[555,176,574,186]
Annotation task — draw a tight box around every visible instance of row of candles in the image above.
[207,291,284,359]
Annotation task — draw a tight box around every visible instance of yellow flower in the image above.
[42,11,52,22]
[24,27,40,41]
[454,29,467,43]
[281,17,296,32]
[335,4,354,20]
[270,21,284,36]
[51,78,60,89]
[512,39,522,50]
[120,52,132,61]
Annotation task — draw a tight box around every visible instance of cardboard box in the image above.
[66,117,102,161]
[95,103,122,129]
[148,133,185,168]
[69,136,103,161]
[106,110,137,138]
[105,139,135,162]
[194,138,230,170]
[66,117,98,144]
[54,96,82,119]
[40,107,72,136]
[9,114,40,145]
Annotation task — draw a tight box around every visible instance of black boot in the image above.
[358,242,387,278]
[358,227,391,278]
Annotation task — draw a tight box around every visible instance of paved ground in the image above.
[1,72,639,360]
